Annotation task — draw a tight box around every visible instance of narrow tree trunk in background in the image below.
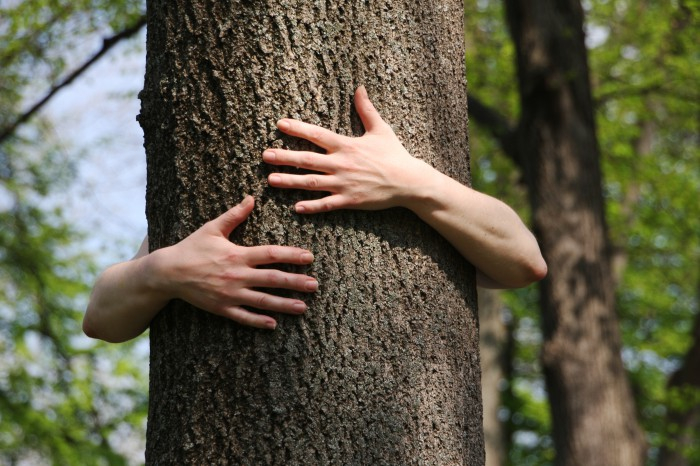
[479,289,508,466]
[503,1,647,465]
[139,0,483,464]
[658,274,700,466]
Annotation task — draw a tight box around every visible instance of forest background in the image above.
[0,0,697,465]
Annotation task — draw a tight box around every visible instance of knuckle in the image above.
[345,160,362,172]
[342,141,360,154]
[307,176,320,188]
[301,153,315,168]
[255,294,270,309]
[349,192,364,205]
[218,304,234,317]
[222,269,244,283]
[225,249,245,264]
[266,246,282,261]
[225,307,249,325]
[266,270,287,286]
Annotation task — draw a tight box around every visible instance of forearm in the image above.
[83,252,170,343]
[266,87,546,288]
[406,167,547,288]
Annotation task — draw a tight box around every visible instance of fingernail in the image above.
[262,150,275,160]
[296,204,306,213]
[293,302,307,313]
[277,120,290,131]
[266,320,277,330]
[305,279,318,291]
[268,174,281,184]
[301,252,314,262]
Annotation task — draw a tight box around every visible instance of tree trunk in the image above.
[658,274,700,466]
[503,1,647,465]
[478,289,508,466]
[139,0,483,464]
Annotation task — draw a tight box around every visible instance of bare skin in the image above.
[265,86,547,288]
[83,196,318,342]
[84,86,546,343]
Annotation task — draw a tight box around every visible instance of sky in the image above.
[7,29,152,463]
[37,21,607,270]
[44,30,148,268]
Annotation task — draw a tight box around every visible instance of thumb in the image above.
[354,85,386,133]
[211,195,255,237]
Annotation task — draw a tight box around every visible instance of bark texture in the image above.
[139,0,483,464]
[502,1,647,465]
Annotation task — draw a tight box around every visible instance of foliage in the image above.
[465,0,699,464]
[0,0,144,130]
[589,1,700,461]
[1,0,697,463]
[1,0,148,464]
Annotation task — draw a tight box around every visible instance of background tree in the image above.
[465,0,699,464]
[0,1,148,463]
[139,0,484,463]
[505,1,647,463]
[2,0,697,463]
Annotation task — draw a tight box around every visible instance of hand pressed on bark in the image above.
[264,85,430,213]
[83,196,318,342]
[85,86,546,344]
[265,86,547,289]
[152,196,317,329]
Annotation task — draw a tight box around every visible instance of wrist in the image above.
[400,160,449,215]
[139,246,178,305]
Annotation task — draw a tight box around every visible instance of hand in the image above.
[150,196,318,330]
[263,86,433,213]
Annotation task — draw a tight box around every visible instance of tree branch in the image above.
[0,16,147,146]
[467,94,520,168]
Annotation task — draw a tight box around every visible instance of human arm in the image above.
[263,87,547,288]
[83,196,318,343]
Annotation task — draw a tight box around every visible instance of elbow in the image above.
[479,258,547,289]
[515,255,547,287]
[82,318,123,343]
[506,256,548,289]
[83,308,134,344]
[529,256,548,283]
[82,307,113,342]
[82,313,99,340]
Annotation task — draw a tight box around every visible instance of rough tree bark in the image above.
[503,1,647,465]
[469,1,647,465]
[139,0,483,464]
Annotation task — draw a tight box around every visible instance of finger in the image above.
[276,119,348,150]
[262,148,336,172]
[238,290,309,315]
[244,245,315,266]
[354,85,387,133]
[268,173,337,192]
[219,305,278,330]
[245,269,319,293]
[295,194,347,214]
[211,195,255,237]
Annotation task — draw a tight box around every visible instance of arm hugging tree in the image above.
[139,0,484,463]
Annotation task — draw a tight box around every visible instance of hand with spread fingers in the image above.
[265,86,547,289]
[83,196,318,342]
[264,86,429,213]
[85,86,547,345]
